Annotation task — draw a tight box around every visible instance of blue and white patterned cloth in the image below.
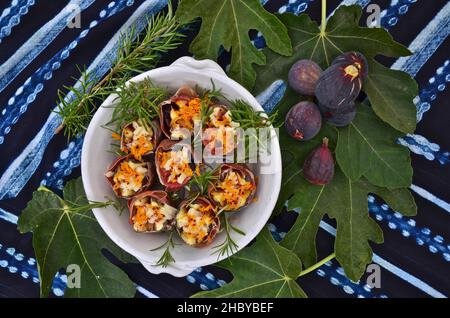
[0,0,448,298]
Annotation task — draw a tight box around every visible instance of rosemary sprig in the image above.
[212,211,246,259]
[151,231,176,268]
[200,79,225,102]
[199,97,213,129]
[193,80,225,134]
[54,69,108,139]
[229,99,278,161]
[106,78,168,131]
[186,165,218,196]
[107,142,127,157]
[167,190,184,205]
[39,186,123,214]
[54,2,184,139]
[230,99,278,129]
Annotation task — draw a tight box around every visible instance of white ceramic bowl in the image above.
[81,57,282,277]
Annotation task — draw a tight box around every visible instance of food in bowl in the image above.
[105,155,154,199]
[120,119,161,161]
[155,139,194,192]
[208,163,257,212]
[203,104,240,156]
[159,85,201,139]
[128,191,178,233]
[102,79,276,268]
[176,197,220,247]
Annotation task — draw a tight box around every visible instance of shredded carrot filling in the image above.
[204,127,236,154]
[211,171,255,210]
[134,206,150,225]
[158,147,193,184]
[198,203,213,212]
[112,161,145,195]
[129,135,153,161]
[133,203,163,226]
[177,203,215,244]
[204,108,239,154]
[170,98,202,132]
[195,165,201,176]
[122,121,154,161]
[208,109,233,128]
[131,198,177,232]
[111,132,122,141]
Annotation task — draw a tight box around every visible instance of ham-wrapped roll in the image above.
[155,139,194,192]
[128,191,177,233]
[105,155,154,199]
[176,197,220,247]
[208,164,256,212]
[120,119,161,161]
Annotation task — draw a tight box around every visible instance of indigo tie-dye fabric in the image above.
[0,0,448,298]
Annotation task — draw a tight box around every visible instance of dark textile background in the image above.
[0,0,448,298]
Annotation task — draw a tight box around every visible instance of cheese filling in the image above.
[122,120,155,161]
[211,170,255,210]
[158,146,193,184]
[170,98,202,138]
[132,198,177,232]
[111,160,148,197]
[209,108,238,128]
[176,203,215,245]
[204,108,239,154]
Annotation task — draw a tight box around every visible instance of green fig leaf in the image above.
[175,0,292,89]
[192,228,307,298]
[363,61,418,134]
[369,186,417,218]
[284,169,416,281]
[18,178,135,298]
[336,105,413,188]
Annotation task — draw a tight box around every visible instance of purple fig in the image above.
[288,59,322,95]
[332,51,368,81]
[318,101,357,127]
[315,52,368,110]
[303,138,335,185]
[285,101,322,141]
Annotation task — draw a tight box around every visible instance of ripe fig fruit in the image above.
[315,51,368,110]
[288,59,322,95]
[285,101,322,141]
[327,105,357,127]
[318,101,357,127]
[303,138,335,185]
[332,51,368,81]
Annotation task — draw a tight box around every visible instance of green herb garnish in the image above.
[212,211,246,260]
[151,231,176,268]
[230,99,278,129]
[186,165,219,196]
[55,2,184,139]
[106,78,168,132]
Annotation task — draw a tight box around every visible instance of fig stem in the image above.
[320,0,327,35]
[322,137,329,147]
[298,252,336,277]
